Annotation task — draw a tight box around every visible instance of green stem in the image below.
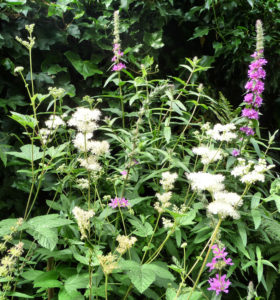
[105,274,108,300]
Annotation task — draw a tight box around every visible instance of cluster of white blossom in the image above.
[160,171,178,191]
[231,158,274,184]
[207,191,243,219]
[186,172,225,193]
[162,217,174,229]
[154,172,178,213]
[69,107,110,172]
[39,115,65,145]
[72,206,95,239]
[192,145,224,165]
[116,235,137,255]
[76,178,90,190]
[68,107,101,133]
[98,252,117,275]
[206,123,237,142]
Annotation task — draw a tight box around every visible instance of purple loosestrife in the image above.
[232,149,240,157]
[240,20,267,136]
[206,244,233,295]
[112,11,126,72]
[109,197,130,209]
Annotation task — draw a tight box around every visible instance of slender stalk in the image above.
[105,274,108,300]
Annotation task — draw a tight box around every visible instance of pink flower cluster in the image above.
[240,49,267,135]
[207,244,233,295]
[109,197,130,208]
[112,43,126,72]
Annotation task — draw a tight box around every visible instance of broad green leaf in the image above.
[251,192,261,209]
[7,144,43,162]
[0,218,21,236]
[47,143,68,159]
[27,214,73,228]
[33,270,62,288]
[145,262,175,281]
[65,273,89,292]
[59,288,84,300]
[143,31,164,49]
[10,112,38,129]
[5,0,26,5]
[22,270,44,281]
[65,51,102,79]
[127,263,156,293]
[27,227,58,251]
[128,218,153,237]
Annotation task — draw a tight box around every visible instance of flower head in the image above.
[208,274,231,295]
[109,197,130,209]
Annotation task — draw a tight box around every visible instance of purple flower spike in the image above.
[240,126,255,136]
[112,62,126,71]
[109,197,130,209]
[232,149,240,157]
[208,274,231,295]
[241,108,259,120]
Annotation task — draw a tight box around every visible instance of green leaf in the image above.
[7,144,43,162]
[145,262,175,281]
[190,27,209,40]
[128,218,153,237]
[237,222,247,246]
[65,51,103,79]
[47,143,68,158]
[10,112,38,129]
[27,214,73,228]
[5,0,26,5]
[164,126,171,143]
[27,227,58,251]
[127,263,156,293]
[251,192,261,209]
[0,218,21,236]
[5,292,33,298]
[144,31,164,49]
[251,209,261,229]
[34,271,62,288]
[65,273,89,292]
[22,270,44,281]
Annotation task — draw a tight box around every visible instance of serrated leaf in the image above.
[27,227,58,251]
[65,273,89,292]
[65,51,102,79]
[10,112,38,129]
[27,214,73,229]
[251,209,261,229]
[127,264,156,293]
[7,144,43,162]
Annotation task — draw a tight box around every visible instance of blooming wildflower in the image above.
[116,235,137,254]
[192,145,224,165]
[73,132,93,152]
[88,140,110,156]
[109,197,130,209]
[45,115,65,129]
[48,87,65,99]
[120,170,128,176]
[232,149,240,157]
[240,126,254,136]
[241,108,259,120]
[206,244,233,271]
[154,191,172,213]
[240,20,266,133]
[162,217,174,229]
[78,156,102,172]
[206,123,237,142]
[208,274,231,295]
[208,201,240,219]
[98,252,117,275]
[14,66,24,73]
[72,206,95,239]
[112,62,126,71]
[39,128,51,145]
[68,107,101,133]
[76,178,90,189]
[160,171,178,191]
[186,172,225,193]
[213,191,243,207]
[232,158,274,184]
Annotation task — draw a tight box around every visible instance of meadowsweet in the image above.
[186,172,225,193]
[116,235,137,254]
[192,145,224,165]
[45,115,65,129]
[48,87,65,99]
[98,252,118,275]
[231,158,274,184]
[76,178,90,189]
[160,171,178,191]
[68,107,101,133]
[14,66,24,73]
[213,191,243,207]
[72,206,95,239]
[207,201,240,219]
[109,197,130,208]
[39,128,51,145]
[162,217,174,228]
[78,156,101,172]
[73,133,93,152]
[206,123,237,142]
[154,192,172,213]
[88,140,110,156]
[208,274,231,295]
